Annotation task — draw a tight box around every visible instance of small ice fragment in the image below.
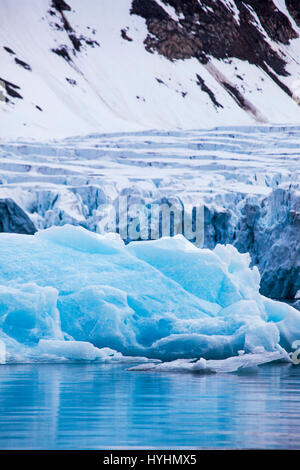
[252,346,265,354]
[38,339,98,360]
[238,350,245,356]
[0,340,6,364]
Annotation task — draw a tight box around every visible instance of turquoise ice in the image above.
[0,225,298,366]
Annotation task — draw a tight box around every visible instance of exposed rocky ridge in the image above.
[131,0,296,74]
[49,0,100,59]
[286,0,300,27]
[131,0,297,101]
[0,77,23,102]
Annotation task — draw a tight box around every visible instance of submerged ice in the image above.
[0,224,298,369]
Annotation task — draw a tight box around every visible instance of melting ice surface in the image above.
[0,224,299,372]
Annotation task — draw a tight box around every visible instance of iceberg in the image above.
[128,346,289,374]
[0,224,298,368]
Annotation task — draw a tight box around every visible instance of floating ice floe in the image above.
[37,339,156,364]
[0,340,5,364]
[127,346,290,374]
[0,224,298,369]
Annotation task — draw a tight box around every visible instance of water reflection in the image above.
[0,363,299,449]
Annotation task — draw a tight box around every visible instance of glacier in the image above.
[0,223,298,371]
[1,126,300,301]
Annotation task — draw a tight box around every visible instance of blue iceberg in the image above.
[0,225,298,369]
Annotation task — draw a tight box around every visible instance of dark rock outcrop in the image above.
[131,0,297,96]
[51,0,71,12]
[286,0,300,27]
[49,0,100,61]
[0,198,36,235]
[0,77,22,100]
[244,0,298,44]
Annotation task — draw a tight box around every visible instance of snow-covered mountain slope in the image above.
[1,0,300,139]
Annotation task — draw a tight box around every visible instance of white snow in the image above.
[0,340,5,364]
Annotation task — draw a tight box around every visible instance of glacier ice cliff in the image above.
[0,127,299,300]
[0,224,298,369]
[204,187,300,300]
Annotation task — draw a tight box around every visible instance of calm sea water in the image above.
[0,362,299,449]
